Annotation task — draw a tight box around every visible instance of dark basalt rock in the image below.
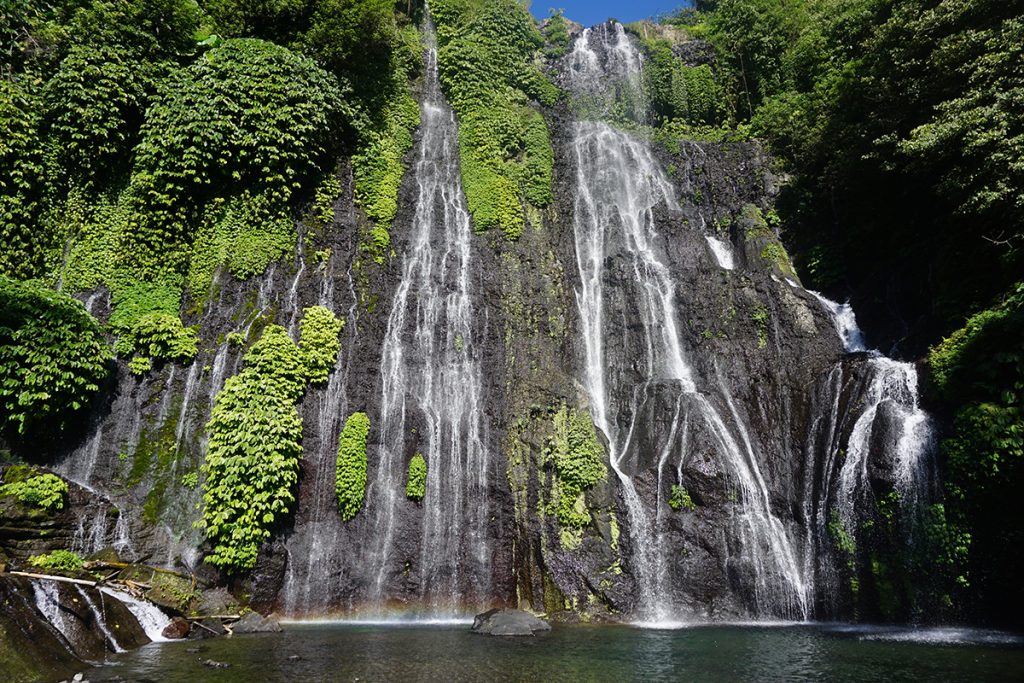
[231,611,282,634]
[471,608,551,636]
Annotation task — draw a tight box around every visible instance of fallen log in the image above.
[8,570,98,587]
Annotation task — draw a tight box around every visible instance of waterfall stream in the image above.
[565,25,810,621]
[366,16,490,614]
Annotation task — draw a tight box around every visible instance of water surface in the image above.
[86,622,1024,682]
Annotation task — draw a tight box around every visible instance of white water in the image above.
[805,289,935,542]
[281,258,358,615]
[75,585,126,653]
[99,587,172,642]
[33,580,73,643]
[367,18,490,613]
[705,236,736,270]
[566,25,809,621]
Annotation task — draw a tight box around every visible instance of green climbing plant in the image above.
[198,324,307,572]
[406,453,427,502]
[545,405,607,549]
[299,305,344,385]
[336,411,370,521]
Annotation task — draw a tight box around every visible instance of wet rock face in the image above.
[0,576,151,682]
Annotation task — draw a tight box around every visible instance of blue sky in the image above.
[529,1,692,27]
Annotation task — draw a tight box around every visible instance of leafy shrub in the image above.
[126,38,350,279]
[299,306,344,385]
[114,312,198,373]
[406,453,427,502]
[199,324,306,572]
[669,484,696,512]
[29,550,84,573]
[0,277,112,436]
[180,471,198,488]
[336,411,370,521]
[43,43,150,181]
[540,12,570,59]
[0,472,68,512]
[545,406,607,549]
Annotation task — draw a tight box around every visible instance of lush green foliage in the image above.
[406,453,427,502]
[29,550,84,573]
[545,406,607,549]
[0,472,68,512]
[926,283,1023,620]
[432,0,555,239]
[691,0,1022,351]
[199,324,306,572]
[641,38,726,128]
[299,305,344,385]
[126,38,345,279]
[0,277,111,437]
[336,411,370,521]
[0,79,51,279]
[540,11,570,59]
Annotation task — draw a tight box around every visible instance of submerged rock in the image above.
[471,609,551,637]
[202,659,231,669]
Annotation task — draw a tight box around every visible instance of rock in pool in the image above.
[471,609,551,637]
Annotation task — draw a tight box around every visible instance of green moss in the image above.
[0,473,67,512]
[336,412,370,521]
[29,550,83,572]
[406,453,427,502]
[751,305,770,349]
[298,305,343,385]
[668,484,696,512]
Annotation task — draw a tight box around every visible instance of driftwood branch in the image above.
[8,571,98,587]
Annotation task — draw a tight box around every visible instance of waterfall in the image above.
[365,15,490,614]
[805,287,936,549]
[281,259,359,616]
[33,580,73,643]
[99,587,171,642]
[564,24,810,621]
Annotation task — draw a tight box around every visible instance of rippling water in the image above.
[86,623,1024,682]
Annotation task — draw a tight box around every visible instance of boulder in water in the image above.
[471,609,551,636]
[161,616,190,639]
[231,612,282,634]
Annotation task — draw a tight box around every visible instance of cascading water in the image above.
[805,286,936,548]
[564,24,809,621]
[365,15,490,614]
[281,257,360,615]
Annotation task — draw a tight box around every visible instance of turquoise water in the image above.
[86,622,1024,682]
